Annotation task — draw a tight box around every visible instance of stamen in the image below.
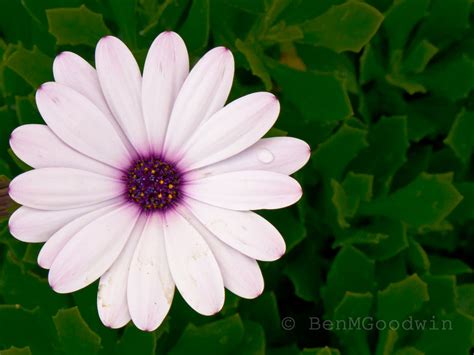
[124,156,181,212]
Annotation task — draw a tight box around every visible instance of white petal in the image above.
[36,82,132,169]
[185,198,285,261]
[128,214,174,331]
[38,202,121,269]
[163,47,234,158]
[187,137,311,180]
[9,168,123,210]
[96,36,148,154]
[49,204,140,293]
[53,51,137,155]
[184,170,302,210]
[142,32,189,153]
[9,200,118,243]
[10,124,120,178]
[97,214,146,329]
[163,209,224,315]
[179,206,263,299]
[179,93,280,171]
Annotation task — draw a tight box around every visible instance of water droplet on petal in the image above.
[257,148,274,164]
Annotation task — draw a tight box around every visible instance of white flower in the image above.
[8,32,310,331]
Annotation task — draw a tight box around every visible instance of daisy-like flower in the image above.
[8,31,310,331]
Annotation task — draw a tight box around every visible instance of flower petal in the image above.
[179,93,280,171]
[142,32,189,153]
[9,200,118,243]
[163,47,234,158]
[96,36,148,154]
[180,206,264,299]
[9,168,123,210]
[163,209,224,315]
[128,214,174,331]
[36,82,132,169]
[97,214,146,329]
[49,204,140,293]
[10,124,120,178]
[184,170,302,210]
[53,51,137,155]
[185,198,285,261]
[187,137,311,180]
[38,202,121,269]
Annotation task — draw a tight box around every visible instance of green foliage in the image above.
[0,0,473,354]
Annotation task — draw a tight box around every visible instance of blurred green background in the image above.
[1,0,474,354]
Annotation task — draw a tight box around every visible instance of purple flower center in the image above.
[124,156,181,212]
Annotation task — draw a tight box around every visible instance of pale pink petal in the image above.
[179,206,264,299]
[48,204,140,293]
[9,200,117,243]
[163,209,224,315]
[179,93,280,171]
[185,198,285,261]
[187,137,311,180]
[128,214,174,331]
[53,51,137,155]
[184,170,302,211]
[38,201,122,269]
[95,36,148,154]
[9,168,123,210]
[36,82,132,169]
[142,32,189,153]
[97,215,146,329]
[163,47,234,158]
[10,124,120,178]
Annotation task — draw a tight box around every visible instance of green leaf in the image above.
[5,46,52,88]
[322,246,375,312]
[457,284,474,317]
[240,292,283,343]
[312,124,368,180]
[420,54,474,101]
[361,173,463,227]
[415,312,472,355]
[107,0,137,48]
[269,62,353,123]
[403,40,438,73]
[450,182,474,222]
[0,305,54,354]
[236,39,272,90]
[418,0,471,48]
[342,172,374,216]
[116,325,157,355]
[444,109,474,163]
[422,275,456,312]
[363,219,408,261]
[405,238,430,274]
[0,347,31,355]
[429,255,472,275]
[53,307,102,355]
[301,347,341,355]
[283,239,322,302]
[259,209,306,252]
[301,1,383,53]
[383,0,429,51]
[14,95,42,125]
[351,116,408,195]
[179,0,210,53]
[240,320,266,355]
[377,274,429,322]
[333,292,373,354]
[0,251,68,314]
[47,5,111,47]
[169,314,244,354]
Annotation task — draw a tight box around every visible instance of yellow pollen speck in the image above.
[168,184,174,189]
[151,169,156,174]
[158,193,162,198]
[159,180,164,184]
[168,194,173,199]
[140,192,144,197]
